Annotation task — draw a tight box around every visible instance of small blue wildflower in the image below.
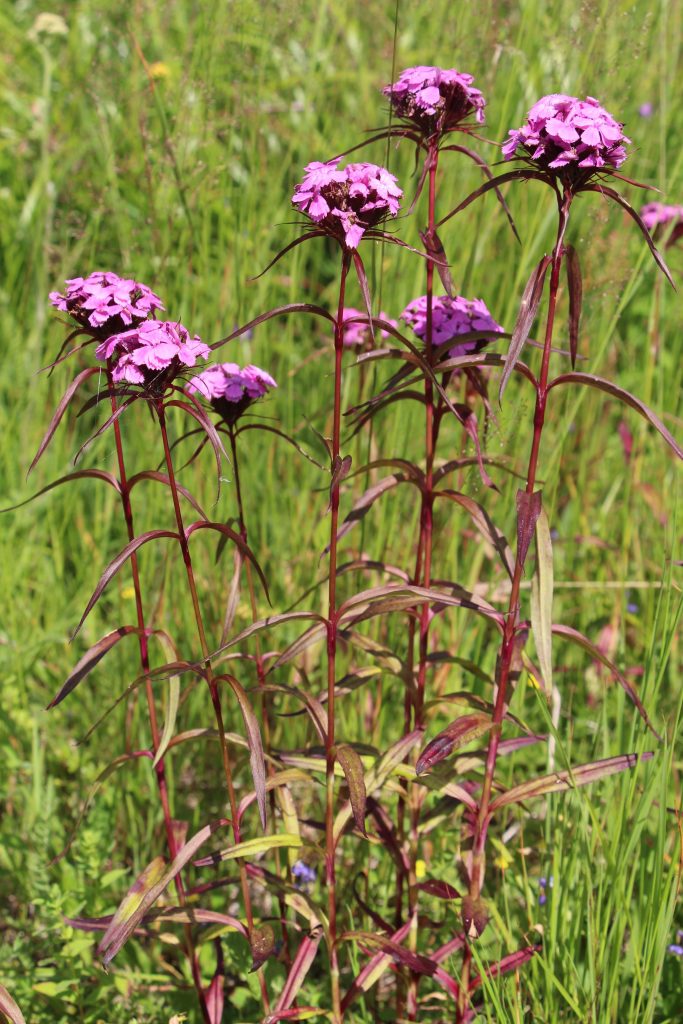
[292,860,316,889]
[539,875,554,906]
[627,602,639,614]
[668,944,683,956]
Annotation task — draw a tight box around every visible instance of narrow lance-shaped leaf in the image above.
[193,832,302,868]
[98,819,229,965]
[335,743,367,836]
[351,250,375,346]
[548,372,683,460]
[582,182,674,286]
[500,256,552,403]
[490,751,653,811]
[28,366,100,475]
[416,879,460,900]
[165,397,227,500]
[205,969,224,1024]
[98,856,167,957]
[516,490,542,573]
[327,472,418,551]
[2,469,121,513]
[153,633,181,768]
[186,520,271,605]
[530,504,554,690]
[436,489,514,578]
[328,453,352,511]
[551,622,661,738]
[565,243,582,368]
[0,985,26,1024]
[470,944,541,990]
[48,626,154,709]
[213,302,335,349]
[217,673,267,830]
[72,531,179,640]
[416,713,493,775]
[341,920,411,1012]
[420,227,454,297]
[270,925,324,1017]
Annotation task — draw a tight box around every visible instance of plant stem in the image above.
[326,250,351,1023]
[456,190,571,1021]
[156,401,270,1014]
[106,371,208,1022]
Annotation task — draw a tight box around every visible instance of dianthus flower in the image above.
[96,320,209,387]
[185,362,276,424]
[401,294,503,358]
[341,307,397,349]
[292,160,402,249]
[383,65,486,135]
[640,202,683,245]
[49,271,164,332]
[503,94,630,173]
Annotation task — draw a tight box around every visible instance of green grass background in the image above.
[1,0,682,1021]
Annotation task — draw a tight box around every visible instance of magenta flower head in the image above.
[342,307,397,350]
[401,294,503,358]
[383,66,486,136]
[49,271,164,334]
[640,202,683,246]
[292,159,402,249]
[96,320,210,391]
[186,362,277,425]
[503,95,630,178]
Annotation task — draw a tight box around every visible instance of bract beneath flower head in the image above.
[383,65,486,134]
[342,307,397,349]
[401,294,503,358]
[186,362,277,424]
[49,271,164,333]
[503,94,630,175]
[292,159,402,249]
[96,320,210,388]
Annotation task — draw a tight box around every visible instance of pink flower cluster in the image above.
[342,307,397,349]
[292,160,402,249]
[502,94,630,171]
[186,363,277,424]
[401,295,503,358]
[96,320,210,386]
[383,65,486,133]
[641,201,683,242]
[49,271,164,330]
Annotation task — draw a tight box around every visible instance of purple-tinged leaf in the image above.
[337,582,504,628]
[433,350,538,391]
[0,985,26,1024]
[128,470,208,520]
[73,394,137,465]
[461,894,488,937]
[213,302,335,350]
[237,768,310,825]
[500,256,551,403]
[436,490,514,578]
[328,453,352,510]
[210,611,324,663]
[327,472,419,551]
[250,924,278,972]
[72,531,179,640]
[470,944,541,989]
[551,622,661,737]
[342,929,436,976]
[582,182,674,286]
[48,626,154,709]
[416,879,460,900]
[433,933,466,964]
[341,920,411,1011]
[28,366,100,475]
[247,231,329,284]
[271,621,328,669]
[205,969,224,1024]
[565,244,582,368]
[548,373,683,460]
[420,228,454,297]
[98,855,167,956]
[416,714,493,775]
[335,744,367,836]
[216,673,267,830]
[265,683,327,743]
[98,820,229,965]
[153,633,181,769]
[220,547,243,645]
[437,168,551,229]
[445,141,520,241]
[2,469,120,513]
[516,490,542,572]
[185,521,270,604]
[264,1009,321,1022]
[530,504,554,689]
[367,799,410,873]
[193,832,302,868]
[490,752,653,811]
[237,423,325,469]
[270,925,324,1017]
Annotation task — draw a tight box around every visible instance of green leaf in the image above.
[193,832,303,867]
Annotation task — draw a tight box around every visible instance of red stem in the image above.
[326,250,351,1023]
[106,370,208,1021]
[456,189,571,1021]
[156,401,270,1015]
